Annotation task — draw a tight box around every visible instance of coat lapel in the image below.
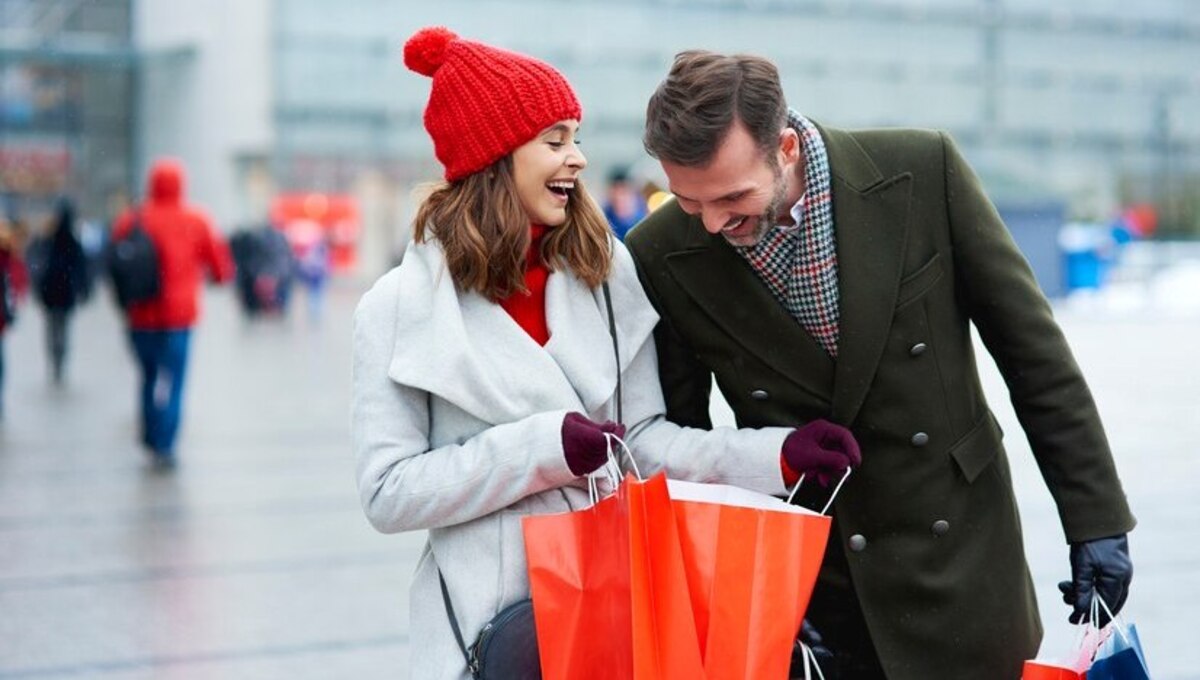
[664,227,835,403]
[658,125,912,420]
[386,240,583,425]
[821,126,912,425]
[544,244,659,414]
[386,239,659,425]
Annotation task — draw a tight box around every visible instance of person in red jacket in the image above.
[111,159,234,465]
[0,216,31,421]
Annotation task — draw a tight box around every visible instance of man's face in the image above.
[661,122,802,247]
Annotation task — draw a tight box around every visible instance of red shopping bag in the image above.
[668,480,832,680]
[523,472,705,680]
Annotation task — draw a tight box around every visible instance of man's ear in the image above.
[779,127,801,166]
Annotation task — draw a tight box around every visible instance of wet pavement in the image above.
[0,279,1195,678]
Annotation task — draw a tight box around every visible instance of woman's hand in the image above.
[561,412,625,476]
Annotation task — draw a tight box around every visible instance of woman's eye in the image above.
[547,141,564,149]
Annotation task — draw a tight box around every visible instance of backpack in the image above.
[107,216,161,308]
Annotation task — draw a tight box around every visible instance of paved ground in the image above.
[0,279,1195,678]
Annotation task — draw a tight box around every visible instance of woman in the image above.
[35,199,90,384]
[351,27,860,680]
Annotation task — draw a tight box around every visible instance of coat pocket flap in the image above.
[896,252,944,308]
[948,412,1003,483]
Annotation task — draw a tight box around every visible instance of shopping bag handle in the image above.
[786,468,852,516]
[1093,593,1131,646]
[605,433,641,479]
[800,642,827,680]
[587,434,640,506]
[586,454,622,506]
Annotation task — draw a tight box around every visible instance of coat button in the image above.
[910,342,928,357]
[848,534,867,552]
[750,389,770,401]
[911,432,929,447]
[931,520,950,536]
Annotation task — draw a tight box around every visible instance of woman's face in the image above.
[511,119,587,227]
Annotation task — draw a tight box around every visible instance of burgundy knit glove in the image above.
[782,419,862,487]
[562,412,626,476]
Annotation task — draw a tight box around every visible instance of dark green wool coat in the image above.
[626,125,1135,680]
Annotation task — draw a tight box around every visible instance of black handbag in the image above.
[439,572,540,679]
[438,282,623,679]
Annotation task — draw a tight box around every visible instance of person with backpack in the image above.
[110,159,234,466]
[35,198,91,384]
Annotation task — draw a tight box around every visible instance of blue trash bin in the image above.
[1058,223,1111,291]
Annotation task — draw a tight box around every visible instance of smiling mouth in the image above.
[722,216,748,232]
[547,180,575,200]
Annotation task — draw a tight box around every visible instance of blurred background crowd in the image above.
[2,0,1198,307]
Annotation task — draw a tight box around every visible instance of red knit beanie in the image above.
[403,27,584,182]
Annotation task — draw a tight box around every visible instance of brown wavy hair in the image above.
[412,155,613,301]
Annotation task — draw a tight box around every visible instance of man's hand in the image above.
[790,619,836,679]
[782,419,862,487]
[1057,534,1132,626]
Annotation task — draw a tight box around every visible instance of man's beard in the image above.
[728,161,789,247]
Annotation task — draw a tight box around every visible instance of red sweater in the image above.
[499,224,551,345]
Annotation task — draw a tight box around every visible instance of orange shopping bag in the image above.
[667,478,833,680]
[523,471,705,680]
[1020,664,1085,680]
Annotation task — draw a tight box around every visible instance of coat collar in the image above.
[661,123,911,424]
[386,238,657,425]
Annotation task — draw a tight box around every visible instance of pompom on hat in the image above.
[403,27,583,182]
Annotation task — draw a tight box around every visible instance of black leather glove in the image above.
[1057,534,1132,626]
[789,619,837,679]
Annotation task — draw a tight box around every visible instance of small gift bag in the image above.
[1088,596,1151,680]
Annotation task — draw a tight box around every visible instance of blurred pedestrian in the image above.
[230,225,294,318]
[286,218,330,324]
[0,216,30,420]
[601,166,647,241]
[111,160,234,466]
[352,27,860,680]
[34,198,91,384]
[629,49,1135,680]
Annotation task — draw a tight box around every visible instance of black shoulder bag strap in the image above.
[439,570,475,673]
[602,281,622,424]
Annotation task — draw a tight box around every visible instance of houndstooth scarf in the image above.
[733,110,839,358]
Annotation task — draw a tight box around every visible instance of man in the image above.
[112,159,233,467]
[626,50,1135,680]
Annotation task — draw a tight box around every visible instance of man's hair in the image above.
[413,155,612,301]
[643,50,788,167]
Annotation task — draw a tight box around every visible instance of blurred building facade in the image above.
[2,0,1198,274]
[0,0,135,224]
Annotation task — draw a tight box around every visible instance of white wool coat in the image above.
[351,237,790,680]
